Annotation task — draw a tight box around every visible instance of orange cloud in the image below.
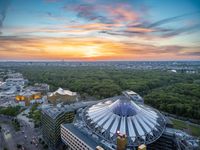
[68,23,119,31]
[108,6,138,23]
[0,36,199,61]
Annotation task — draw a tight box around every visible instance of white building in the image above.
[7,73,23,78]
[0,81,7,90]
[0,86,17,98]
[6,78,26,87]
[61,124,99,150]
[122,90,144,103]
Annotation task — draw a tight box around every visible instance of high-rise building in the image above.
[41,106,75,150]
[41,101,94,150]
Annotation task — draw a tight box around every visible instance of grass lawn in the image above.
[170,118,200,137]
[190,125,200,137]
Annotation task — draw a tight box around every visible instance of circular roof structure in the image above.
[83,96,166,147]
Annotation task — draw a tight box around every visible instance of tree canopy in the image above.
[12,66,200,120]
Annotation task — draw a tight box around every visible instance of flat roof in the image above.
[43,106,74,119]
[62,123,99,149]
[124,90,137,95]
[6,78,25,81]
[42,101,97,119]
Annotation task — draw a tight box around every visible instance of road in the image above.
[0,128,6,150]
[1,123,16,150]
[15,120,41,150]
[17,108,34,128]
[0,115,42,150]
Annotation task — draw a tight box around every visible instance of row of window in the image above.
[61,126,91,150]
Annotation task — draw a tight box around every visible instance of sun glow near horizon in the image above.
[0,0,200,60]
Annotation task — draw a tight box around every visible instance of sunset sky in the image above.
[0,0,200,61]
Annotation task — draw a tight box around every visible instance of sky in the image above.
[0,0,200,61]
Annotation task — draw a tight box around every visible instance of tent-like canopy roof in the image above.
[83,95,166,147]
[49,87,77,97]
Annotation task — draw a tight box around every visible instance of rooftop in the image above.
[18,90,40,96]
[62,123,99,149]
[6,78,25,81]
[49,87,77,97]
[7,73,23,78]
[124,90,137,95]
[42,105,73,119]
[42,101,96,119]
[83,93,166,147]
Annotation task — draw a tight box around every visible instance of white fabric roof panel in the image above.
[84,94,166,147]
[136,116,151,133]
[110,116,120,134]
[127,117,136,137]
[103,114,116,130]
[119,117,126,134]
[97,112,112,127]
[134,117,145,137]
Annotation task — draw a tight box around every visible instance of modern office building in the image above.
[61,92,199,150]
[48,88,78,105]
[41,101,97,150]
[41,105,75,150]
[61,123,99,150]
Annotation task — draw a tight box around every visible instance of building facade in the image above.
[41,106,75,150]
[61,92,166,150]
[61,124,99,150]
[61,92,199,150]
[48,88,78,105]
[15,90,43,106]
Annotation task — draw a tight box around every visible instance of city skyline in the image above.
[0,0,200,61]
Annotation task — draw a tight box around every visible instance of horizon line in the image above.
[0,60,200,62]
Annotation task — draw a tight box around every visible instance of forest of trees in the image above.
[144,83,200,120]
[10,66,200,120]
[0,106,22,116]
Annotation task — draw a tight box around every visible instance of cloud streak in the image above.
[0,36,199,60]
[147,11,200,28]
[0,0,11,33]
[62,2,200,39]
[0,0,200,60]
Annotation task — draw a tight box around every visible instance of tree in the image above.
[44,144,48,149]
[17,144,22,149]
